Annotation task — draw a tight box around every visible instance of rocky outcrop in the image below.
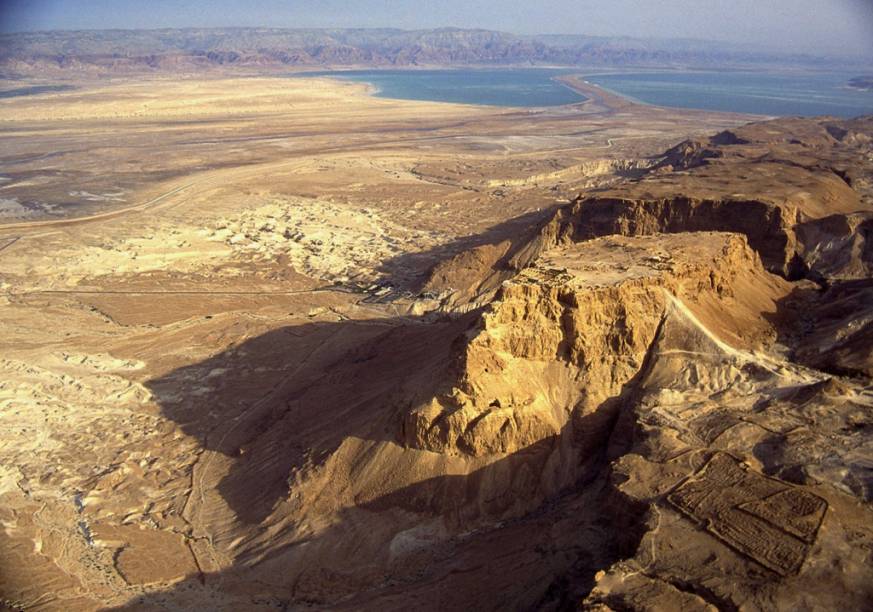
[405,233,790,458]
[654,138,725,171]
[546,196,804,277]
[486,158,651,189]
[796,212,873,280]
[421,116,873,314]
[581,283,873,610]
[790,279,873,378]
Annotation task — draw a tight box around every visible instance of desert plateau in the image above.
[1,12,873,612]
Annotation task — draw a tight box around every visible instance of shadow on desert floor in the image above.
[104,307,648,610]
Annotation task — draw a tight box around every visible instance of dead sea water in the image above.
[304,68,873,117]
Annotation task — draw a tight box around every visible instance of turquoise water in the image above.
[304,68,873,118]
[583,71,873,118]
[304,69,585,107]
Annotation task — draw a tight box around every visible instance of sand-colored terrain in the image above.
[1,74,872,610]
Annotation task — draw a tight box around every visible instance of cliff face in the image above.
[542,196,804,276]
[405,233,788,462]
[425,116,873,306]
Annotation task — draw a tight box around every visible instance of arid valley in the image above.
[2,43,873,612]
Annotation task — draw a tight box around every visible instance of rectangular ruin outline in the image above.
[665,451,829,576]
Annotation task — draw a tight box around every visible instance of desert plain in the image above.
[0,73,872,610]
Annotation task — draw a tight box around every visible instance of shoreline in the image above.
[291,68,588,110]
[298,69,776,119]
[553,75,637,113]
[557,74,779,121]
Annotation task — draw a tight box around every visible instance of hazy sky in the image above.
[2,0,872,56]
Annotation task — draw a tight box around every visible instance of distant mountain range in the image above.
[0,27,866,76]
